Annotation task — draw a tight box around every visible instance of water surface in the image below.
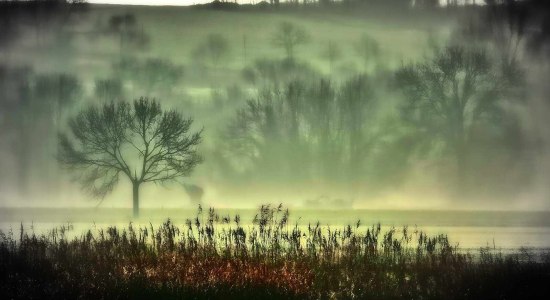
[1,208,549,250]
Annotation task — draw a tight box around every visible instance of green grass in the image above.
[2,205,549,299]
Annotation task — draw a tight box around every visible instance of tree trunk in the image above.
[132,182,140,218]
[454,131,468,194]
[456,145,467,188]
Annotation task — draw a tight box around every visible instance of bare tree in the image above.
[206,33,230,66]
[320,40,342,74]
[113,57,184,97]
[34,73,81,129]
[106,13,149,56]
[221,77,377,185]
[193,33,231,67]
[58,97,203,217]
[95,78,124,103]
[395,45,502,183]
[355,34,380,72]
[271,22,309,61]
[338,75,376,181]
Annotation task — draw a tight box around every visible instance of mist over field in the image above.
[3,1,550,299]
[1,0,549,213]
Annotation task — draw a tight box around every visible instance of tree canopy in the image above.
[271,22,309,61]
[58,97,203,216]
[395,45,507,184]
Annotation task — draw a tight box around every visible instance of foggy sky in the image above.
[1,1,548,211]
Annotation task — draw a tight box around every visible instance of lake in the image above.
[1,207,550,251]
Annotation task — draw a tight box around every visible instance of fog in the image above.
[1,0,549,213]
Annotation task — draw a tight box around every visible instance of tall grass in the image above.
[1,205,549,299]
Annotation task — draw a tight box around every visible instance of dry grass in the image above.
[1,205,549,299]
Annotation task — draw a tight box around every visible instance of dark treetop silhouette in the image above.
[58,97,203,217]
[395,46,508,185]
[271,22,309,61]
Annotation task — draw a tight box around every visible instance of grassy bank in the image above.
[1,205,549,299]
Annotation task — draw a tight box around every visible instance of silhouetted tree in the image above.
[395,45,503,183]
[34,73,81,129]
[304,79,340,180]
[458,0,548,195]
[0,65,33,195]
[338,75,375,180]
[113,57,184,96]
[58,98,203,217]
[271,22,309,61]
[222,76,378,187]
[139,59,184,94]
[0,0,88,51]
[106,13,149,56]
[95,78,124,103]
[0,8,18,54]
[0,68,82,197]
[192,33,232,67]
[320,41,342,74]
[457,1,526,66]
[206,34,230,66]
[355,34,380,72]
[241,58,319,86]
[457,0,550,78]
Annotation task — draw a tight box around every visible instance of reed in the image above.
[1,205,549,299]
